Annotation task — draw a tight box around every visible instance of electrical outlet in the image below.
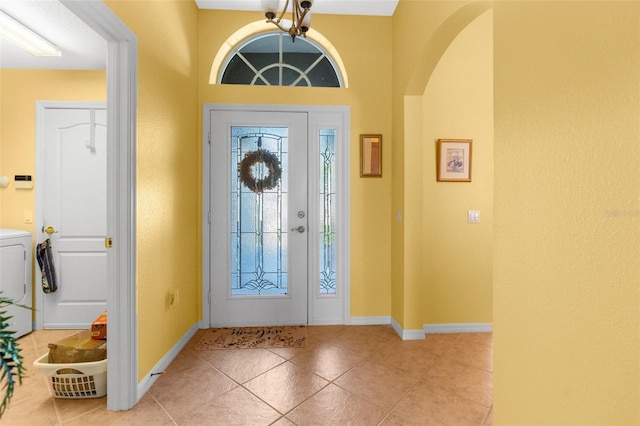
[169,288,180,308]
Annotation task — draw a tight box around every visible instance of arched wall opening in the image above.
[396,2,493,335]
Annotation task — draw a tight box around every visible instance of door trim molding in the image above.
[60,1,138,411]
[202,104,350,327]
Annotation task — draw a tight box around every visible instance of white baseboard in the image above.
[423,323,493,334]
[137,321,200,402]
[390,317,426,341]
[349,315,391,325]
[318,316,491,340]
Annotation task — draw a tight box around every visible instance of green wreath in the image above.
[239,149,282,193]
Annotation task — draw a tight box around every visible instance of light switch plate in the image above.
[468,210,480,223]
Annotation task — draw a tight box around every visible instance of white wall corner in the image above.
[423,323,493,334]
[137,321,200,401]
[390,317,426,340]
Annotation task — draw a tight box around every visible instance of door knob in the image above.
[42,226,57,236]
[291,225,305,233]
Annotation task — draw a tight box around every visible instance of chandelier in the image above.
[262,0,314,42]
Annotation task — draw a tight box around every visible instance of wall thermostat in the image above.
[15,175,33,189]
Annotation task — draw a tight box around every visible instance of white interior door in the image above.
[209,110,308,326]
[38,105,108,328]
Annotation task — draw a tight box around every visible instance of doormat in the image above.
[195,326,307,350]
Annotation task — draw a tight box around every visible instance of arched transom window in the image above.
[220,32,343,87]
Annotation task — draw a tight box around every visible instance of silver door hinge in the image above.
[208,290,211,304]
[208,132,211,145]
[208,211,211,224]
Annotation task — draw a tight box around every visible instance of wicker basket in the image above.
[33,353,107,398]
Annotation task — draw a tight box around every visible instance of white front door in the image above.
[37,104,108,328]
[209,110,308,326]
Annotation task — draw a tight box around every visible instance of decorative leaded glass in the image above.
[319,129,336,294]
[231,127,288,295]
[220,33,341,87]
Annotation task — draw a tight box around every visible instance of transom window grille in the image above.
[220,33,342,87]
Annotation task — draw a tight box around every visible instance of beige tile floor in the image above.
[2,325,493,425]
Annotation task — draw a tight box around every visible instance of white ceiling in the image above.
[0,1,107,70]
[195,0,399,16]
[0,0,398,70]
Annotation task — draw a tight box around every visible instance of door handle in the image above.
[42,226,57,236]
[291,225,305,233]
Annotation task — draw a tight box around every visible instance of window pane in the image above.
[319,129,337,295]
[221,55,255,85]
[221,33,342,88]
[231,128,288,296]
[307,57,340,87]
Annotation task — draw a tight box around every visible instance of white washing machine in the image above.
[0,229,33,338]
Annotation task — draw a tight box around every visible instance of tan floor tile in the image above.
[367,341,440,381]
[286,384,386,426]
[417,333,463,357]
[443,339,493,372]
[329,325,398,356]
[458,332,493,348]
[267,346,307,360]
[198,348,286,383]
[335,360,418,410]
[53,395,108,423]
[8,368,52,405]
[8,327,494,426]
[244,361,329,414]
[0,390,58,426]
[176,386,281,426]
[64,392,171,425]
[183,328,210,352]
[271,416,297,426]
[424,357,493,407]
[379,413,419,426]
[484,406,493,426]
[289,342,363,381]
[160,348,204,376]
[306,325,348,343]
[391,381,490,426]
[150,357,237,419]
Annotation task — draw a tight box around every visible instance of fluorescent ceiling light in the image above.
[0,10,61,56]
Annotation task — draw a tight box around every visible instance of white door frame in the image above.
[35,100,107,329]
[202,104,351,327]
[60,1,138,411]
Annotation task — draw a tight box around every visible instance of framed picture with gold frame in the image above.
[360,134,382,177]
[436,139,472,182]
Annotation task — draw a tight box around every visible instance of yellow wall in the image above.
[105,0,200,381]
[421,9,493,325]
[391,1,493,330]
[494,2,640,423]
[0,70,106,231]
[390,0,464,329]
[198,10,394,317]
